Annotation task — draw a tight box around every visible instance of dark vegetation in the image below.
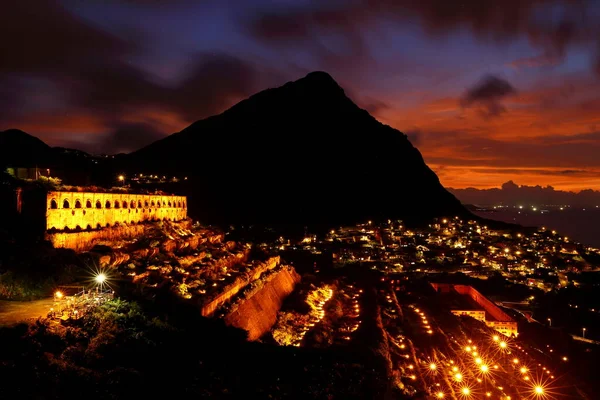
[0,237,84,300]
[0,295,388,399]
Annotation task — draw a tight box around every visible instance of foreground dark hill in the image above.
[0,129,111,185]
[0,129,54,167]
[125,71,468,225]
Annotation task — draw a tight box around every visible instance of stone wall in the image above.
[46,191,187,231]
[45,219,209,253]
[46,224,149,252]
[200,256,280,317]
[224,267,301,341]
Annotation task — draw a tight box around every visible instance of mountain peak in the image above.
[303,70,338,83]
[128,71,468,225]
[297,71,343,92]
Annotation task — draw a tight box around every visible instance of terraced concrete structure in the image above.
[431,283,518,337]
[46,191,187,231]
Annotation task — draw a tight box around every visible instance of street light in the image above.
[547,318,552,327]
[95,273,106,285]
[582,327,586,338]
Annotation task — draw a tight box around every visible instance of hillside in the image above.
[0,129,54,167]
[124,71,468,225]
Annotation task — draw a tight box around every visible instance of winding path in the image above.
[0,298,55,326]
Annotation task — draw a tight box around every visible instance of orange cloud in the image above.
[381,75,600,191]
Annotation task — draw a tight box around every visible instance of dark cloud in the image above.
[99,122,167,154]
[509,52,561,69]
[173,54,261,120]
[406,129,422,146]
[249,0,600,73]
[354,96,390,115]
[0,1,269,153]
[65,53,261,121]
[0,1,128,74]
[0,76,24,121]
[419,129,600,169]
[449,180,600,207]
[460,75,516,117]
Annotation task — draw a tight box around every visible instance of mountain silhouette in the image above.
[0,129,54,167]
[124,71,468,225]
[0,129,108,185]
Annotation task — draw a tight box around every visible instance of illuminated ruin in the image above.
[46,191,187,231]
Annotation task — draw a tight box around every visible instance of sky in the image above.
[2,0,600,191]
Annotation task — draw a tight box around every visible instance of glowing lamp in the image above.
[95,273,107,284]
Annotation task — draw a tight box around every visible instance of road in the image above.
[0,298,54,326]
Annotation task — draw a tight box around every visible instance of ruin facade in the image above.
[46,191,187,231]
[431,283,518,337]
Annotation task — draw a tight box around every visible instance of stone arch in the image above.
[168,201,172,207]
[106,222,111,228]
[50,199,58,209]
[105,200,111,209]
[177,201,181,208]
[151,200,155,207]
[123,201,127,209]
[138,200,142,208]
[183,202,186,208]
[114,200,120,209]
[145,200,149,207]
[75,199,82,209]
[96,200,102,209]
[64,226,71,232]
[157,201,161,208]
[86,224,92,231]
[86,200,92,208]
[63,199,70,208]
[75,225,82,231]
[96,223,102,229]
[131,200,136,208]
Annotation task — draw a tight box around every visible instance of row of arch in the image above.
[50,198,186,210]
[47,216,179,232]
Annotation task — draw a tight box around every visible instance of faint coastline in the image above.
[474,207,600,248]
